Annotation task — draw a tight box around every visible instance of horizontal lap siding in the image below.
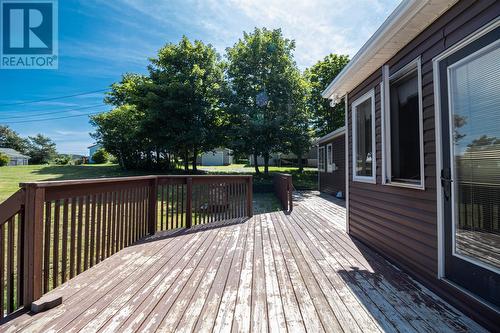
[319,135,345,195]
[347,0,499,287]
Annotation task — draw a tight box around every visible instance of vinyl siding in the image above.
[346,0,500,329]
[319,135,345,196]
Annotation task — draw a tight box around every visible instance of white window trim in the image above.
[318,146,325,172]
[381,56,425,190]
[326,143,334,172]
[352,89,376,184]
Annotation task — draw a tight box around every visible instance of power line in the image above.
[0,112,106,124]
[0,89,110,107]
[0,104,107,119]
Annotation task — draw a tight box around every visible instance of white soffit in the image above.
[322,0,458,101]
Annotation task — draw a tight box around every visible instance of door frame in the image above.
[433,18,500,294]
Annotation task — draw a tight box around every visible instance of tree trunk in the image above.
[192,150,198,171]
[184,150,189,171]
[297,153,304,173]
[118,149,126,169]
[263,152,270,175]
[253,153,260,174]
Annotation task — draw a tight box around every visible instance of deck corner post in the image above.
[23,184,44,306]
[288,176,293,212]
[247,176,253,217]
[148,177,158,235]
[186,177,193,228]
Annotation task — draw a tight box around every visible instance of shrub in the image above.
[109,154,119,164]
[0,153,9,166]
[54,154,72,165]
[92,148,109,164]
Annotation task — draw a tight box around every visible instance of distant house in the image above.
[0,148,30,166]
[248,146,318,167]
[199,148,233,166]
[316,127,345,198]
[88,144,102,164]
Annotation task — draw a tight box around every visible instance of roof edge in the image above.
[316,126,346,145]
[321,0,428,100]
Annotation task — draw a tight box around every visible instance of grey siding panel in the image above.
[346,0,500,329]
[319,135,345,196]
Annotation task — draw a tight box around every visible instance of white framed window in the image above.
[352,89,376,183]
[382,57,425,189]
[318,146,325,172]
[326,143,334,172]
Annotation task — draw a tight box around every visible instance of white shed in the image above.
[0,148,30,166]
[200,148,233,166]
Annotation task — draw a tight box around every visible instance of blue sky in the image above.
[0,0,399,155]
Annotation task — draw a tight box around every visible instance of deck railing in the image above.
[273,173,293,212]
[0,175,252,319]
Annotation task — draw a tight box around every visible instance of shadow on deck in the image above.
[1,192,486,333]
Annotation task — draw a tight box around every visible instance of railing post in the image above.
[287,176,293,212]
[247,176,253,217]
[148,177,158,235]
[186,177,192,228]
[23,184,44,306]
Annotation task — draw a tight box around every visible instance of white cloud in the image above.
[96,0,399,69]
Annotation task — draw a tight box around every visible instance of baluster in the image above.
[70,197,76,278]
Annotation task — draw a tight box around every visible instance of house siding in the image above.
[346,0,500,329]
[319,134,345,196]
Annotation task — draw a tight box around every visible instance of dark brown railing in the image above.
[0,175,252,319]
[0,190,25,318]
[273,173,293,212]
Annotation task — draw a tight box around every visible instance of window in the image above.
[327,144,333,172]
[352,89,376,183]
[383,58,424,188]
[318,146,325,172]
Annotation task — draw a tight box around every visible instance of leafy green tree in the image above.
[26,134,57,164]
[92,148,110,164]
[226,28,304,174]
[0,153,10,166]
[96,37,228,171]
[145,36,228,171]
[304,54,349,136]
[91,105,147,169]
[0,125,29,153]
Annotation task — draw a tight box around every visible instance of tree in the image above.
[92,148,110,164]
[467,135,500,152]
[91,105,147,169]
[95,37,229,171]
[0,153,9,166]
[145,36,228,171]
[26,134,57,164]
[226,28,305,174]
[304,54,349,136]
[0,125,29,153]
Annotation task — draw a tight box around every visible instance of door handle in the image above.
[441,168,453,200]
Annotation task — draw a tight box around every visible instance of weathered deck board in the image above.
[0,192,487,333]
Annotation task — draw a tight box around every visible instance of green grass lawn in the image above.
[199,164,318,192]
[0,164,151,202]
[0,163,317,202]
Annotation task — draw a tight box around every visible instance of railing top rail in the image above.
[0,189,25,225]
[20,174,253,188]
[157,175,253,179]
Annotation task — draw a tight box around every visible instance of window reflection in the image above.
[450,44,500,270]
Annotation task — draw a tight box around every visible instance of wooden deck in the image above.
[1,192,486,332]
